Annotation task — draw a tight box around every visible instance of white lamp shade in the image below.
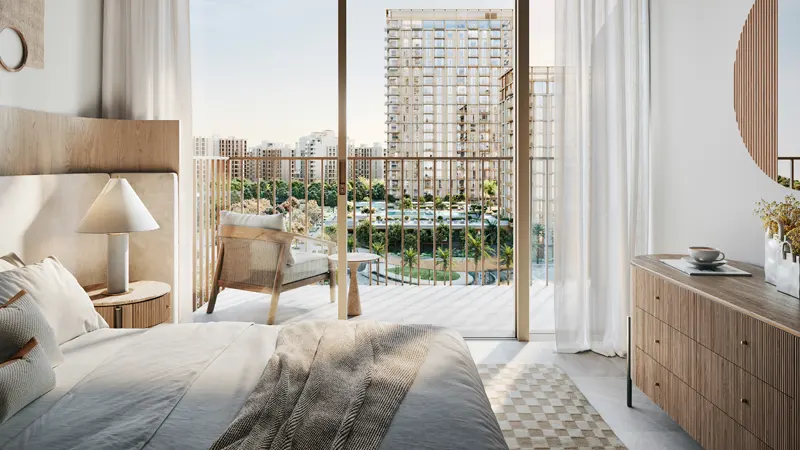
[77,178,159,234]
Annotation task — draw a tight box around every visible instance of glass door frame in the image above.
[335,0,533,341]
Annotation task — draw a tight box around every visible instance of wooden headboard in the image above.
[0,105,179,176]
[0,106,181,320]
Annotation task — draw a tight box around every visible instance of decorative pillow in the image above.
[0,290,64,367]
[0,257,105,345]
[0,338,56,423]
[219,210,294,265]
[0,253,25,272]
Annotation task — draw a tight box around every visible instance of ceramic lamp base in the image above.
[107,233,130,295]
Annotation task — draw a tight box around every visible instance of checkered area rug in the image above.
[477,364,626,450]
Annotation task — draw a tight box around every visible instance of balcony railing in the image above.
[193,155,553,311]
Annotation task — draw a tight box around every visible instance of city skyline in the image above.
[190,0,555,145]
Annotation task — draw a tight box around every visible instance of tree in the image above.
[484,219,498,248]
[371,180,386,200]
[355,220,375,248]
[291,180,306,200]
[533,222,546,263]
[275,180,290,204]
[435,224,451,245]
[423,192,434,203]
[434,196,445,210]
[500,244,514,284]
[419,229,433,244]
[307,182,322,204]
[483,179,498,198]
[305,200,322,228]
[324,183,338,207]
[436,247,451,273]
[372,241,386,256]
[401,197,413,210]
[467,233,494,285]
[403,248,418,270]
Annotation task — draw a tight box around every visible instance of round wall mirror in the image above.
[0,26,28,72]
[734,0,799,189]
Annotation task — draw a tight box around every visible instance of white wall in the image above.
[651,0,789,265]
[0,0,103,117]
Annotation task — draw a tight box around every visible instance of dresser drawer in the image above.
[635,308,697,388]
[697,294,799,399]
[697,345,794,449]
[632,268,697,339]
[698,394,770,450]
[634,348,666,408]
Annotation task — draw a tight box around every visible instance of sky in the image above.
[190,0,555,147]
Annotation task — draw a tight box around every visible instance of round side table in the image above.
[88,281,171,329]
[328,253,380,316]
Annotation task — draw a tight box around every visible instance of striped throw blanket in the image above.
[211,321,435,450]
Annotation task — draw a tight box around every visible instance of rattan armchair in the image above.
[206,225,337,324]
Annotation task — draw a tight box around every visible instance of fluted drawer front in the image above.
[634,347,665,407]
[698,394,771,450]
[697,293,799,399]
[635,308,697,389]
[632,268,697,339]
[697,345,794,449]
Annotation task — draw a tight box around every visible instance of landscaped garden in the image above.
[387,266,461,282]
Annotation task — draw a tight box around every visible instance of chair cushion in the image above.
[283,252,330,284]
[220,211,294,265]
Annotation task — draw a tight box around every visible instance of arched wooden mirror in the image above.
[734,0,800,189]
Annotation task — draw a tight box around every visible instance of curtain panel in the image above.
[101,0,193,323]
[554,0,651,356]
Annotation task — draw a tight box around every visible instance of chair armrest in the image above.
[290,233,337,249]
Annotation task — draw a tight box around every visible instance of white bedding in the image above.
[0,322,506,450]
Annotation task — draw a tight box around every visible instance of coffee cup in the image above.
[689,247,725,263]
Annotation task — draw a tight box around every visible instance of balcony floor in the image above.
[193,282,554,338]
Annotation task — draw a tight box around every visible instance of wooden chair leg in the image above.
[328,261,336,303]
[267,288,282,325]
[206,244,225,314]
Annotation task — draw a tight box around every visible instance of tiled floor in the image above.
[194,283,554,337]
[468,340,701,450]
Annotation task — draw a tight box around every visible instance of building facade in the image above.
[295,130,338,183]
[245,141,287,182]
[385,9,514,200]
[217,137,248,180]
[352,143,385,181]
[498,66,556,223]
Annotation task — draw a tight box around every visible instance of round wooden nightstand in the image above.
[88,281,171,329]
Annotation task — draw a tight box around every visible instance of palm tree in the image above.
[402,197,413,210]
[483,180,498,198]
[402,248,418,276]
[372,241,385,257]
[435,248,451,279]
[532,223,546,263]
[500,245,514,285]
[467,233,494,285]
[484,219,498,247]
[434,196,446,210]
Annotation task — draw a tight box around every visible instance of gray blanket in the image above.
[211,321,435,450]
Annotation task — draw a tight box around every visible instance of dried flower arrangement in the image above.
[755,194,800,255]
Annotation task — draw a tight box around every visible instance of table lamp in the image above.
[77,178,159,295]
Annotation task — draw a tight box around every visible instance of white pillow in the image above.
[0,253,25,272]
[0,257,106,344]
[219,210,294,265]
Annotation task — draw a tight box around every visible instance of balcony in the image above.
[193,155,554,337]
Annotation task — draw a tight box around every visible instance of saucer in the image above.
[682,256,726,268]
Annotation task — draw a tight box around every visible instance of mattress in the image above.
[0,322,506,450]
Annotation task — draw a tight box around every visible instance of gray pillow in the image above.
[219,210,294,265]
[0,338,56,423]
[0,290,64,367]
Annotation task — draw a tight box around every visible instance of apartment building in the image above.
[352,143,385,181]
[246,141,288,182]
[194,136,215,157]
[385,9,513,200]
[498,66,555,222]
[217,137,248,179]
[294,130,337,183]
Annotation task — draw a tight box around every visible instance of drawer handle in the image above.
[654,339,660,344]
[654,382,660,387]
[740,340,748,346]
[655,296,660,300]
[741,398,749,405]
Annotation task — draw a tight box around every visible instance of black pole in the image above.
[627,315,633,408]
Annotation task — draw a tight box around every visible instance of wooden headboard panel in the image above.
[0,105,180,176]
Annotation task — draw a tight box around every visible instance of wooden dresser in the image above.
[631,255,800,450]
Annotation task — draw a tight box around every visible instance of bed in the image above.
[0,322,506,449]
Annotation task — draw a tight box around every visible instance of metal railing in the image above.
[193,155,554,310]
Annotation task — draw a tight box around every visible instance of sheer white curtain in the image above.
[101,0,193,323]
[554,0,650,356]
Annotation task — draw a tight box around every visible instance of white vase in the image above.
[765,220,785,285]
[776,241,800,299]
